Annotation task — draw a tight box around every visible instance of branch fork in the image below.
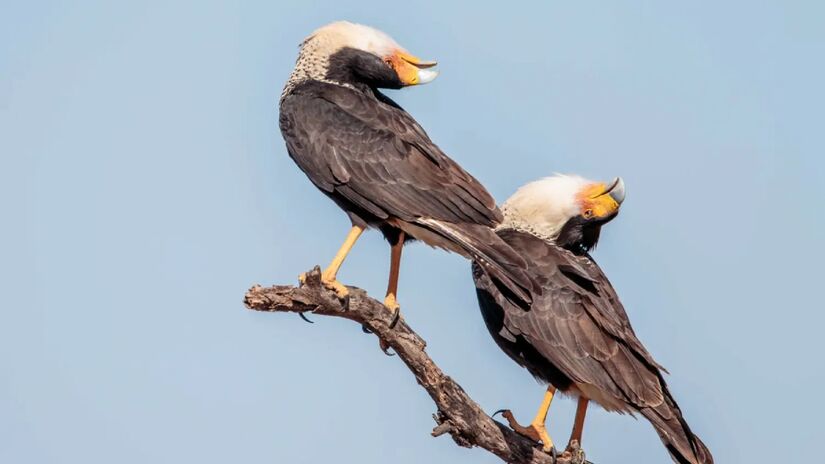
[244,267,588,464]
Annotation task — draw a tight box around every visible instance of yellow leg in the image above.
[500,386,556,452]
[301,225,364,298]
[383,232,404,313]
[568,397,589,447]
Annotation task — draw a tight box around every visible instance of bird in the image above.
[472,175,713,464]
[279,21,535,317]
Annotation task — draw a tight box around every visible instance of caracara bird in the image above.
[473,175,712,464]
[279,21,534,315]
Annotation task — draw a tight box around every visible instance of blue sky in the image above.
[2,1,823,463]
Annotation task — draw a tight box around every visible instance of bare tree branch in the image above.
[244,267,587,464]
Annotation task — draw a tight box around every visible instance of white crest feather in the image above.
[301,21,403,65]
[282,21,404,99]
[305,21,401,57]
[500,174,592,240]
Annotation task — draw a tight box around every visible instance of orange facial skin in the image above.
[385,50,437,85]
[578,183,621,220]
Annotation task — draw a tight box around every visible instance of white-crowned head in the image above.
[501,174,626,252]
[286,21,438,92]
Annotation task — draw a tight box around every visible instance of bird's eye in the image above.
[583,209,594,218]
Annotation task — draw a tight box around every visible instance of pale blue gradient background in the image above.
[2,2,823,463]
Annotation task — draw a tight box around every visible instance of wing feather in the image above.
[477,229,668,411]
[280,82,501,226]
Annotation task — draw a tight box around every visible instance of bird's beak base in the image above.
[580,177,625,220]
[387,50,439,86]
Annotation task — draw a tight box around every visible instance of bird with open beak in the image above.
[279,21,535,320]
[473,175,713,464]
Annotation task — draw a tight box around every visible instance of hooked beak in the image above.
[580,177,626,221]
[605,177,626,205]
[387,50,439,86]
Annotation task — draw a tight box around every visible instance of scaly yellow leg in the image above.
[500,386,556,452]
[300,225,364,298]
[383,231,405,314]
[568,397,589,447]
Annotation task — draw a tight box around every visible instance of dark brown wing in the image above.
[473,229,712,464]
[279,81,500,226]
[476,229,664,406]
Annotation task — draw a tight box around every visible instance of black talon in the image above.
[361,324,373,334]
[298,312,314,324]
[549,446,558,462]
[379,338,396,356]
[388,308,401,329]
[492,409,507,418]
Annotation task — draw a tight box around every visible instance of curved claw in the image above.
[388,307,401,329]
[492,409,508,419]
[549,446,558,462]
[380,342,396,356]
[298,312,314,324]
[361,324,373,334]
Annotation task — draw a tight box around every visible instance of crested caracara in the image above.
[279,21,534,315]
[473,175,713,464]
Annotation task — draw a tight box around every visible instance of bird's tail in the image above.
[640,385,713,464]
[417,219,538,306]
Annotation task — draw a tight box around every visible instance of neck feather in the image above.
[281,44,356,100]
[498,205,560,244]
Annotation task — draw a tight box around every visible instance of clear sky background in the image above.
[2,1,823,463]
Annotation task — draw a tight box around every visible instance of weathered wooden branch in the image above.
[244,267,587,464]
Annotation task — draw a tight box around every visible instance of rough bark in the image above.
[244,267,588,464]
